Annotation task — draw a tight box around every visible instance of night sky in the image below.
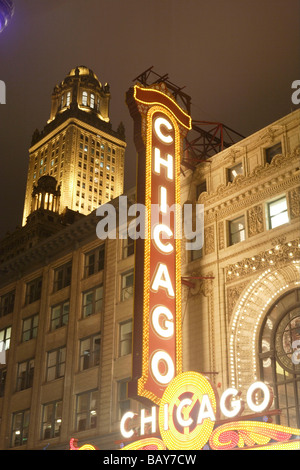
[0,0,299,238]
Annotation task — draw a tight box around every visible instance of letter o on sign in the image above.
[246,382,272,413]
[151,351,175,385]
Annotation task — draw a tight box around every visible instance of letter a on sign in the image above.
[126,82,191,405]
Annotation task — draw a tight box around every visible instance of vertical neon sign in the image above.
[126,84,191,404]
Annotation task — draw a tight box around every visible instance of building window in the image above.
[82,91,88,106]
[75,390,97,431]
[90,93,95,109]
[122,237,134,258]
[41,401,62,440]
[121,270,134,301]
[16,359,34,392]
[79,334,101,371]
[229,216,246,246]
[50,300,69,331]
[267,196,289,229]
[84,245,105,277]
[0,326,11,351]
[53,261,72,292]
[66,91,71,106]
[11,410,30,447]
[46,347,66,382]
[22,314,38,342]
[117,380,130,420]
[119,320,132,357]
[25,277,42,305]
[82,285,103,318]
[265,142,282,164]
[0,290,15,317]
[227,162,243,182]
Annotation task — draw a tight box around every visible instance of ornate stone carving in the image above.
[227,281,249,320]
[218,221,225,250]
[204,225,215,255]
[225,238,300,282]
[289,187,300,219]
[247,204,264,237]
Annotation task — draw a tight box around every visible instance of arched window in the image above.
[259,288,300,428]
[90,93,95,109]
[66,91,71,106]
[82,91,88,106]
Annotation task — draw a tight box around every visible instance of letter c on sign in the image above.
[154,117,173,144]
[120,411,135,439]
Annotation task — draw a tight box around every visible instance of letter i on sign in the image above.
[126,83,192,405]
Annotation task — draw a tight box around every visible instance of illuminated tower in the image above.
[22,66,126,226]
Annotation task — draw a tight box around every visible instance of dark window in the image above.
[196,181,207,199]
[84,245,105,277]
[0,290,15,317]
[265,142,282,164]
[22,315,38,342]
[54,262,72,292]
[25,277,42,305]
[0,368,7,397]
[16,359,34,391]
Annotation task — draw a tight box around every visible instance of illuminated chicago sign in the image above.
[120,371,300,450]
[126,83,192,405]
[121,82,300,451]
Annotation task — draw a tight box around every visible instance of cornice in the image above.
[200,147,300,224]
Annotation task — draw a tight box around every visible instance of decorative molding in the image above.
[204,225,215,255]
[225,238,300,283]
[289,187,300,219]
[247,204,264,238]
[226,280,249,321]
[199,146,300,210]
[218,221,225,250]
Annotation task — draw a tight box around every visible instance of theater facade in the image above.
[0,69,299,449]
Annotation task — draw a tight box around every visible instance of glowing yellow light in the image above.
[121,438,166,450]
[158,371,217,450]
[133,85,192,130]
[137,104,183,405]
